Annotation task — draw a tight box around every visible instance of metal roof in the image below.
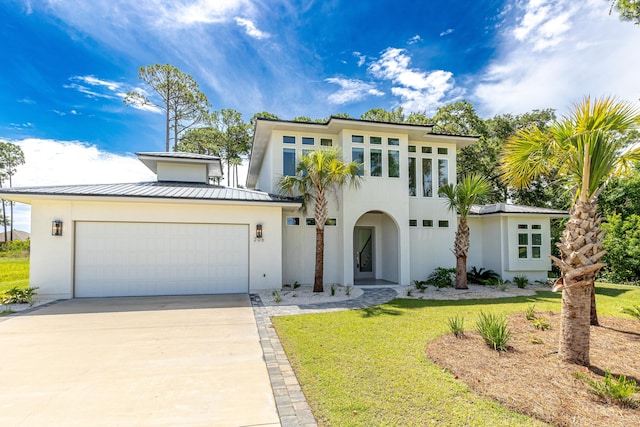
[135,152,221,161]
[0,181,298,204]
[470,203,568,216]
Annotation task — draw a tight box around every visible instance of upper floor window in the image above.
[438,159,449,197]
[388,138,400,146]
[408,145,416,153]
[423,219,433,227]
[437,147,448,155]
[438,220,449,228]
[283,148,296,176]
[422,146,432,154]
[302,137,314,145]
[320,138,333,147]
[370,136,382,145]
[286,217,300,226]
[352,147,365,176]
[283,136,295,144]
[388,150,400,177]
[352,135,364,143]
[408,157,416,196]
[422,158,433,197]
[371,149,382,177]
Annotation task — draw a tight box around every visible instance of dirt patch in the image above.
[425,311,640,426]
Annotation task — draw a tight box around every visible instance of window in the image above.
[352,135,364,143]
[438,159,449,196]
[370,136,382,144]
[409,219,417,227]
[532,233,542,258]
[286,217,300,226]
[325,218,337,226]
[283,136,295,144]
[518,233,528,258]
[518,224,528,229]
[302,137,314,145]
[423,219,433,227]
[320,138,333,146]
[438,220,449,228]
[283,148,296,176]
[352,147,364,176]
[422,146,432,154]
[408,157,416,196]
[408,145,416,153]
[305,218,315,225]
[518,226,543,259]
[371,149,382,177]
[422,158,433,197]
[532,224,542,230]
[388,150,400,177]
[388,137,400,146]
[437,147,448,155]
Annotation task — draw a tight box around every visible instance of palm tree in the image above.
[438,174,490,289]
[277,148,363,292]
[501,96,640,365]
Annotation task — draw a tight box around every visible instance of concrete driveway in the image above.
[0,295,280,427]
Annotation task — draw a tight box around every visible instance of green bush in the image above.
[475,311,511,351]
[446,314,465,338]
[513,274,528,288]
[413,279,428,292]
[622,304,640,320]
[1,286,38,306]
[575,370,640,409]
[467,267,500,286]
[426,267,456,289]
[525,304,536,321]
[601,213,640,283]
[0,239,30,257]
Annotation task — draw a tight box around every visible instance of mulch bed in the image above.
[425,311,640,426]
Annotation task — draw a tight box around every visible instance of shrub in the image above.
[293,281,301,289]
[1,286,38,306]
[475,311,511,351]
[575,370,640,409]
[413,280,428,292]
[531,317,551,330]
[496,281,509,292]
[345,285,353,296]
[272,289,282,303]
[447,315,465,338]
[467,267,501,286]
[0,240,30,257]
[601,213,640,283]
[330,284,336,296]
[622,304,640,320]
[426,267,456,289]
[525,304,536,321]
[513,274,528,288]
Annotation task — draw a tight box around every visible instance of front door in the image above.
[354,227,374,280]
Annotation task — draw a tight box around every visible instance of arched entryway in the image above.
[353,210,399,285]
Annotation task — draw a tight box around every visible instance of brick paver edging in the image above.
[250,288,397,427]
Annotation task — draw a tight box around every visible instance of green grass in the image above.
[272,283,640,426]
[0,257,30,294]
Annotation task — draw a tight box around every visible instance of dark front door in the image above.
[354,227,374,279]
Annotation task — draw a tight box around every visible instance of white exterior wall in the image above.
[29,199,283,299]
[157,161,207,183]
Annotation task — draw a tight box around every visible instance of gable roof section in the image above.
[247,116,480,189]
[0,181,299,206]
[470,203,567,217]
[136,151,223,178]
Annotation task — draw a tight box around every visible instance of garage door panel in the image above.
[75,222,248,297]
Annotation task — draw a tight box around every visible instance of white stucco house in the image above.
[0,117,565,299]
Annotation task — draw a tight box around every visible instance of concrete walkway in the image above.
[251,288,398,427]
[0,295,280,427]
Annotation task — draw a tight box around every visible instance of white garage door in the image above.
[75,222,249,297]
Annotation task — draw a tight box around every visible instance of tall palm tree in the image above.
[501,96,640,365]
[277,148,363,292]
[439,174,490,289]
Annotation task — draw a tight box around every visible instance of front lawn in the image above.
[0,257,30,294]
[272,283,640,426]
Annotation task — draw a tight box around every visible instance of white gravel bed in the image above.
[257,284,364,306]
[393,283,550,300]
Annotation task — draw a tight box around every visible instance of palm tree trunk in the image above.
[454,217,469,289]
[551,201,606,365]
[590,284,599,326]
[314,226,324,293]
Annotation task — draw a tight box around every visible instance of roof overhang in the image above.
[136,152,223,178]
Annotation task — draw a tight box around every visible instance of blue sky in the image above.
[2,0,640,231]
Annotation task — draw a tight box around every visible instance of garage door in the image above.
[74,222,249,297]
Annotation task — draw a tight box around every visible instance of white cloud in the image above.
[235,17,270,39]
[17,98,36,105]
[169,0,250,26]
[7,138,156,232]
[75,75,122,91]
[325,77,384,105]
[473,0,640,116]
[67,75,162,114]
[368,48,463,113]
[439,29,454,37]
[353,51,366,67]
[408,34,422,44]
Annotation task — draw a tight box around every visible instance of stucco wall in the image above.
[157,161,207,183]
[29,199,283,298]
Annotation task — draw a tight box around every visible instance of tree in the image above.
[611,0,640,25]
[124,64,210,152]
[277,148,363,292]
[0,142,25,242]
[209,109,252,187]
[438,174,490,289]
[176,127,223,156]
[501,96,640,365]
[360,107,405,123]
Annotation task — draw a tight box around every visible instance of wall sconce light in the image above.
[255,224,263,241]
[52,220,63,236]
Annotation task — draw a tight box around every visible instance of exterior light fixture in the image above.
[255,224,263,241]
[52,220,63,236]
